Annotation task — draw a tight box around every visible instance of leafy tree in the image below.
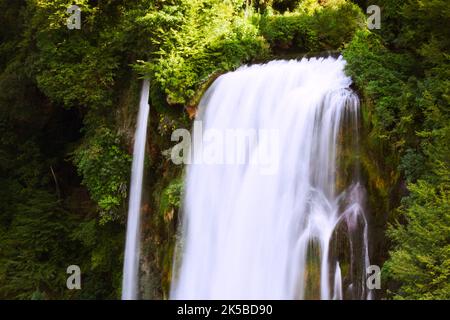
[345,0,449,299]
[383,179,450,299]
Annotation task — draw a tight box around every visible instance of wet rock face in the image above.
[329,196,370,300]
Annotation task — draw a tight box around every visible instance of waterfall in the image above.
[171,56,371,299]
[122,80,150,300]
[333,262,343,300]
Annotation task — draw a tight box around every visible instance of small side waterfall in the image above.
[171,57,371,299]
[333,262,343,300]
[122,80,150,300]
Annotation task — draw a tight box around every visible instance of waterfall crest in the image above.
[171,57,371,299]
[122,80,150,300]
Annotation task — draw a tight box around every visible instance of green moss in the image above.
[159,178,184,220]
[383,180,450,299]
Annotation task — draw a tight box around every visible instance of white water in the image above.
[171,57,371,299]
[333,262,343,300]
[122,80,150,300]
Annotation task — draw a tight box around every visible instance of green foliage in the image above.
[159,178,184,218]
[0,100,124,299]
[73,128,131,224]
[0,0,135,296]
[399,149,426,183]
[260,1,364,52]
[344,30,414,144]
[1,0,448,300]
[383,179,450,299]
[344,0,450,299]
[136,0,269,105]
[21,0,115,108]
[259,11,320,52]
[0,189,74,299]
[0,186,124,299]
[70,218,125,299]
[134,0,367,107]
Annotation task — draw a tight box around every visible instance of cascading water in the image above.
[333,262,343,300]
[122,80,150,300]
[171,56,371,300]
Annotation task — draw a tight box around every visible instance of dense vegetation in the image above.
[0,0,448,299]
[343,0,449,299]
